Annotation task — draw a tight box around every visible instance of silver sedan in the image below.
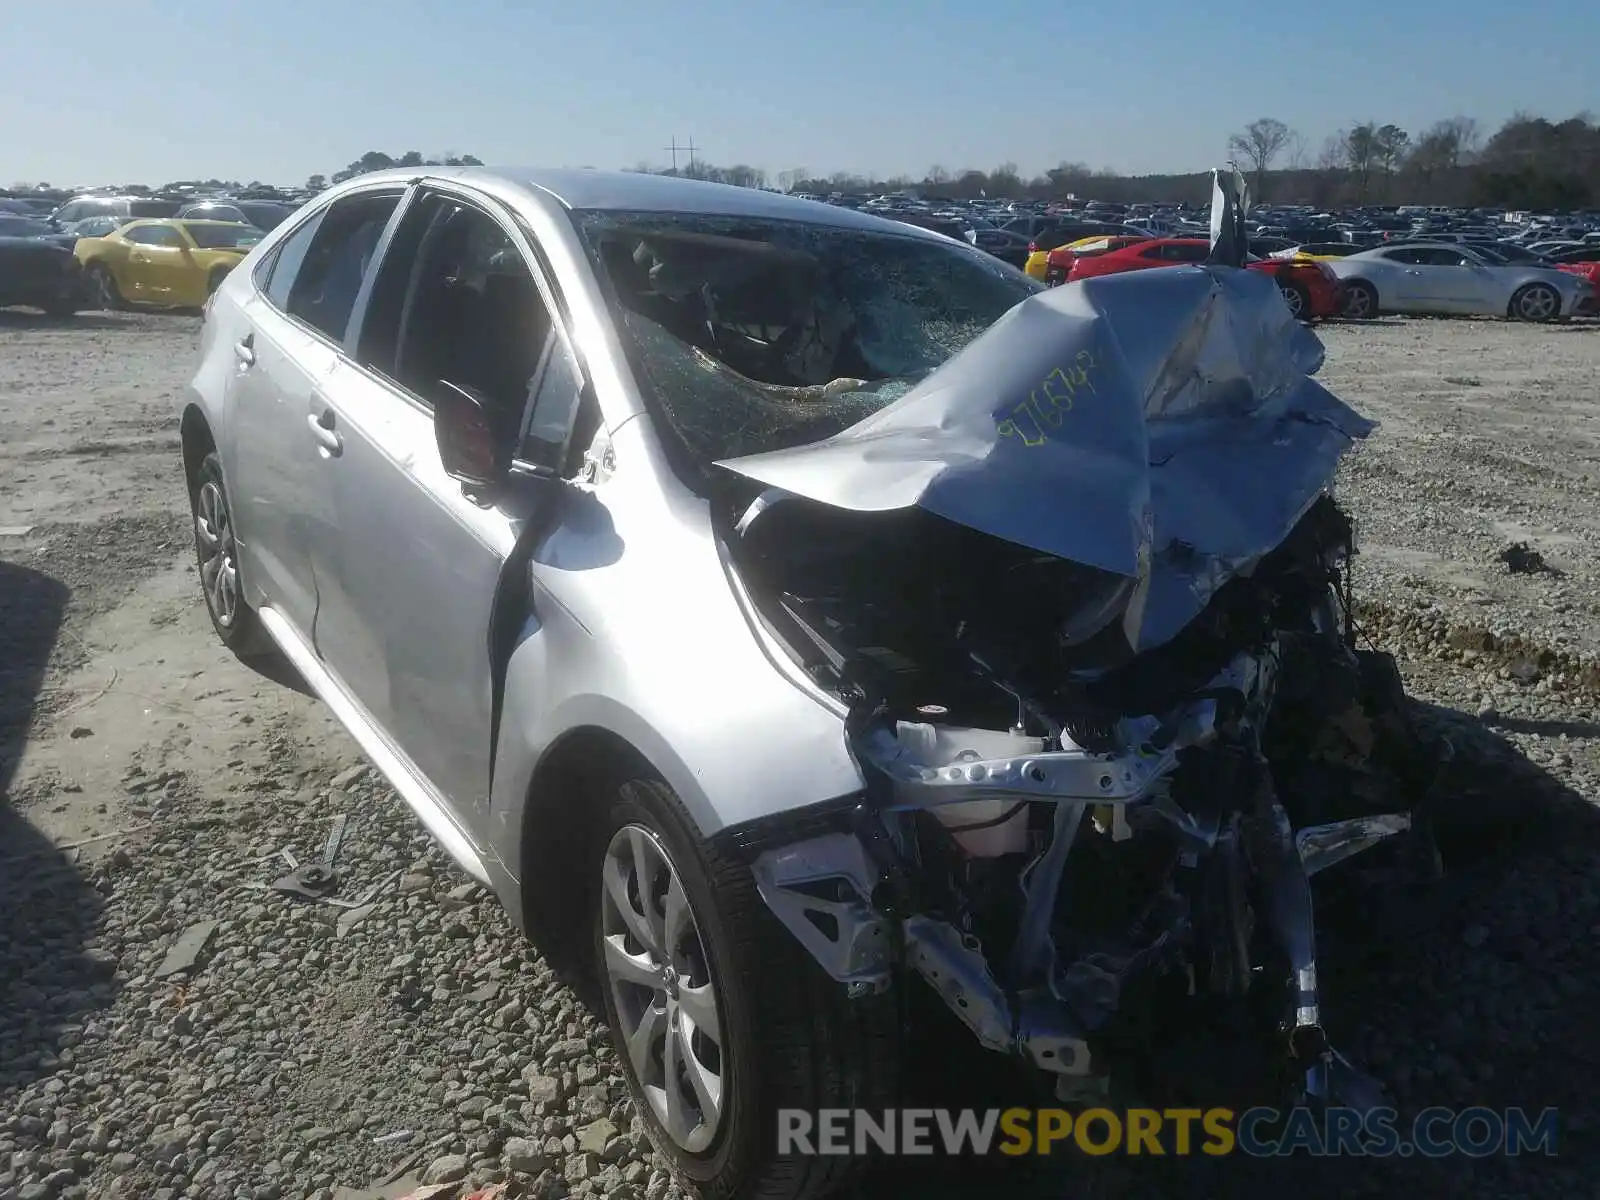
[181,166,1441,1197]
[1325,241,1590,320]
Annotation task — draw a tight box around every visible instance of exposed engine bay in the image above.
[726,488,1441,1105]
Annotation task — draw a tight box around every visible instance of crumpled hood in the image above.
[717,265,1374,650]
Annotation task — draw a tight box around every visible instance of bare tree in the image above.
[926,164,951,185]
[1440,115,1480,166]
[1285,129,1310,171]
[1227,117,1293,200]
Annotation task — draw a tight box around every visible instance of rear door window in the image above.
[280,191,403,343]
[260,210,327,308]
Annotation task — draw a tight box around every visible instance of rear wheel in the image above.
[1280,281,1310,320]
[1510,282,1559,323]
[206,267,230,297]
[1341,279,1378,320]
[191,452,268,654]
[87,264,123,311]
[595,778,900,1200]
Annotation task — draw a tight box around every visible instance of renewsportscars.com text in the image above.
[777,1107,1559,1158]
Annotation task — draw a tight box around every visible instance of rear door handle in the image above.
[234,333,255,367]
[307,409,343,457]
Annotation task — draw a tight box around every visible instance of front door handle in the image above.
[234,333,255,367]
[307,409,343,457]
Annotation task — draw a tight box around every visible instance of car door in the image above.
[1372,248,1429,308]
[312,187,580,824]
[1444,250,1510,312]
[119,223,187,301]
[1404,247,1484,312]
[227,188,404,644]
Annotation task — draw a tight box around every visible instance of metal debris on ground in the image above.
[154,920,219,979]
[336,903,377,939]
[322,812,349,867]
[270,862,339,900]
[1499,541,1560,576]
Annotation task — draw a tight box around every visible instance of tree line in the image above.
[627,112,1599,210]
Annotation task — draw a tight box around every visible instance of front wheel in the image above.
[1510,283,1559,323]
[595,778,900,1200]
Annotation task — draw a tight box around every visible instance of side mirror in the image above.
[433,381,509,491]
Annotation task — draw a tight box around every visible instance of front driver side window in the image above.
[360,196,557,450]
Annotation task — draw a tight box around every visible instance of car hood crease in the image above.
[717,265,1375,651]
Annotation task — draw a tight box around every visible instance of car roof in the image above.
[328,166,951,242]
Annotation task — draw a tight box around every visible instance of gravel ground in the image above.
[1,308,1597,1200]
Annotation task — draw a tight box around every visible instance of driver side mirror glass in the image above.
[433,380,509,491]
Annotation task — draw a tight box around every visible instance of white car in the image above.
[1325,241,1590,321]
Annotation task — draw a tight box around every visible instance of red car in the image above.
[1549,248,1600,315]
[1049,237,1344,321]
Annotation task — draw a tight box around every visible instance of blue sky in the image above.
[5,0,1595,187]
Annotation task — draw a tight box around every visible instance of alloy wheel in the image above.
[600,824,725,1154]
[1343,285,1373,319]
[1281,285,1305,319]
[195,479,240,628]
[1516,285,1557,322]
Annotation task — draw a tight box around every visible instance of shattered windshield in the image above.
[570,210,1040,461]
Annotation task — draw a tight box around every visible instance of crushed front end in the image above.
[716,259,1446,1109]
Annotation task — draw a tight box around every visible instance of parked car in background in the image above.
[176,199,298,231]
[1546,246,1600,313]
[49,194,182,226]
[75,219,263,310]
[1023,223,1149,279]
[1042,234,1148,283]
[61,215,133,238]
[968,225,1032,268]
[1273,242,1361,260]
[1325,242,1590,321]
[0,215,84,314]
[1057,237,1344,320]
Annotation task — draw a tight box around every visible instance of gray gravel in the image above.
[2,309,1598,1200]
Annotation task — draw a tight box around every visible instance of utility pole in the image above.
[664,137,699,176]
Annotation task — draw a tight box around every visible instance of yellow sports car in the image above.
[75,219,264,310]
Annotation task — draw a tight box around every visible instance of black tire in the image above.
[206,268,229,297]
[1280,281,1311,321]
[1509,282,1560,323]
[594,777,900,1200]
[190,452,269,654]
[86,264,123,312]
[41,298,78,317]
[1341,279,1378,320]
